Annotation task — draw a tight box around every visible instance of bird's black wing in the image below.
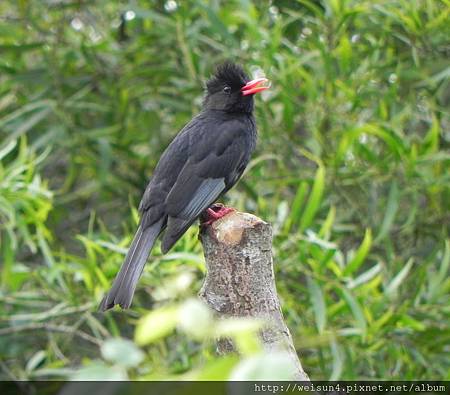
[160,121,248,253]
[99,118,195,311]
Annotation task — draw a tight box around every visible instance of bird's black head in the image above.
[203,62,269,114]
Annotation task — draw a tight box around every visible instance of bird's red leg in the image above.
[201,203,235,226]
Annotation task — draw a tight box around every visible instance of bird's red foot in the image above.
[201,203,235,226]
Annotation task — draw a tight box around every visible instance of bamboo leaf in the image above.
[135,307,179,345]
[340,288,367,337]
[385,258,414,296]
[307,278,327,333]
[375,182,399,242]
[299,165,325,232]
[344,228,372,276]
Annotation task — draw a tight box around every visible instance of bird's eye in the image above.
[223,86,231,94]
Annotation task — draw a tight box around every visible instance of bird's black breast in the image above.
[138,110,256,228]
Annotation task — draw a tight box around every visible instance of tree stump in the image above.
[199,210,309,381]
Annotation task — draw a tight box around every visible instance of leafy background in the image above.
[1,0,449,381]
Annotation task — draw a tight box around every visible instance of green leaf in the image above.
[307,278,327,333]
[6,107,52,142]
[398,314,426,331]
[215,318,263,355]
[299,165,325,232]
[337,35,352,71]
[0,42,44,52]
[423,113,440,153]
[437,240,450,288]
[230,352,298,380]
[214,317,263,337]
[101,338,144,368]
[26,350,46,373]
[385,258,414,296]
[330,339,344,380]
[344,228,372,276]
[319,205,336,238]
[135,306,179,345]
[347,263,383,289]
[0,139,17,161]
[340,288,367,337]
[196,355,240,380]
[1,231,15,290]
[375,181,399,242]
[70,362,127,380]
[178,298,213,339]
[284,180,308,233]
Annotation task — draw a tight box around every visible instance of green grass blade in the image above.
[344,228,372,276]
[299,165,325,233]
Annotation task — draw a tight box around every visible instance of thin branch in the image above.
[0,323,102,346]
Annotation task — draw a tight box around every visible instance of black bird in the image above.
[100,62,269,311]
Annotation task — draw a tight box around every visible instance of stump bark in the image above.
[199,210,309,381]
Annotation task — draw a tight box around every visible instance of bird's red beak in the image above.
[241,77,270,96]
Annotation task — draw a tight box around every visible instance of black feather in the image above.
[100,62,259,310]
[206,61,249,93]
[99,219,164,311]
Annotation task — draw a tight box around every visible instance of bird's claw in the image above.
[201,204,235,226]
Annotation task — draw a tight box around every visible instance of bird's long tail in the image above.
[99,219,164,311]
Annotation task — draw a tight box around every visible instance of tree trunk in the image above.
[199,211,310,381]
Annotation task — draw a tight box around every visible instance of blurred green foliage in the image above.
[1,0,449,381]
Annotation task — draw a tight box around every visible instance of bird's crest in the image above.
[206,62,249,92]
